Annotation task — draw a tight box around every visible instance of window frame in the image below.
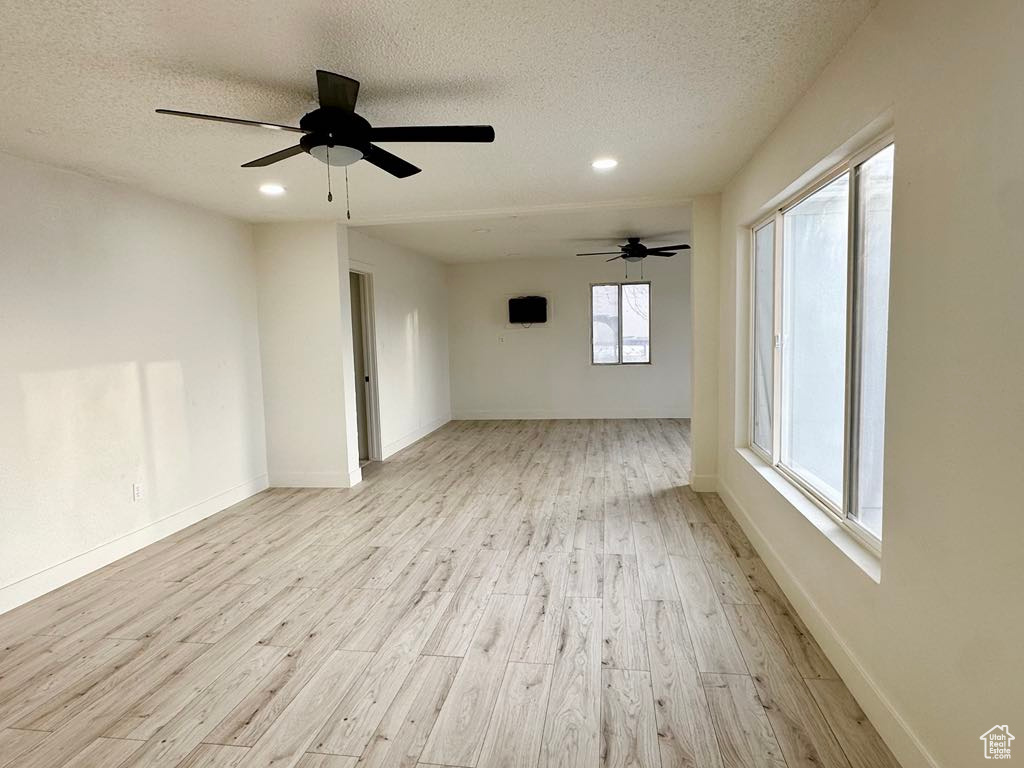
[590,281,653,366]
[748,133,894,553]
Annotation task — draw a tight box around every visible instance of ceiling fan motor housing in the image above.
[299,107,370,165]
[622,239,647,261]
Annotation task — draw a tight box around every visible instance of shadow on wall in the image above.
[7,360,195,587]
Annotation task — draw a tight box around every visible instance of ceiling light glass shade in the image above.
[309,144,364,166]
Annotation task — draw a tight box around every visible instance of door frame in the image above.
[350,270,383,462]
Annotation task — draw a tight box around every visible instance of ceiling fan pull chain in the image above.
[326,146,333,202]
[345,167,351,221]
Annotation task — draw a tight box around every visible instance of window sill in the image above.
[737,447,881,583]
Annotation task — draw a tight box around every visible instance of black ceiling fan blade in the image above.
[606,256,623,262]
[646,244,691,252]
[241,145,306,167]
[363,144,421,178]
[577,251,623,256]
[369,126,495,143]
[316,70,360,111]
[649,252,677,257]
[156,109,305,133]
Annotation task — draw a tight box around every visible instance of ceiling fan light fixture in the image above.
[592,157,618,171]
[259,183,286,196]
[308,143,364,167]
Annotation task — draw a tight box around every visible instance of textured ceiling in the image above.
[0,0,875,223]
[355,203,690,263]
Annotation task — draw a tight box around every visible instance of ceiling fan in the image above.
[156,70,495,182]
[577,237,691,262]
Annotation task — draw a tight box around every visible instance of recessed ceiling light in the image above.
[259,183,286,197]
[592,157,618,171]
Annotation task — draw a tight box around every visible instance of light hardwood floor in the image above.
[0,419,901,768]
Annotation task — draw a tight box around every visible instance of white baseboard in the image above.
[0,475,269,616]
[381,415,451,459]
[451,410,689,420]
[717,480,939,768]
[268,470,350,488]
[268,463,366,489]
[690,473,717,492]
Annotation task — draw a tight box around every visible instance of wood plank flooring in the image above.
[0,419,901,768]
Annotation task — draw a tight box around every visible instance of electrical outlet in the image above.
[132,483,143,502]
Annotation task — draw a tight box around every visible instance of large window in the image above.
[591,282,651,364]
[750,139,893,546]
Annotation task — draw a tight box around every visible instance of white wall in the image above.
[715,2,1024,767]
[0,152,267,613]
[447,254,691,419]
[689,196,720,491]
[348,229,452,458]
[255,225,451,480]
[253,222,360,487]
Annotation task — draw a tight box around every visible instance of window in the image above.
[781,172,849,506]
[591,284,620,364]
[751,222,775,454]
[850,144,894,538]
[750,139,894,546]
[591,282,651,364]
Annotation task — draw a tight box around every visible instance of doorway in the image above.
[349,271,380,464]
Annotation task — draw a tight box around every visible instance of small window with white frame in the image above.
[749,137,894,549]
[591,282,651,364]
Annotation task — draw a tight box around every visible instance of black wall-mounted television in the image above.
[508,296,547,324]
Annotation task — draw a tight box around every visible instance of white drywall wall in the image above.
[690,195,720,491]
[0,152,267,613]
[716,2,1024,766]
[447,253,692,419]
[348,229,452,457]
[253,222,359,487]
